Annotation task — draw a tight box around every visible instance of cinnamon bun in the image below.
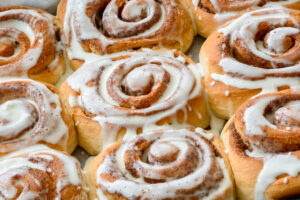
[184,0,300,37]
[86,128,234,200]
[200,7,300,119]
[0,6,65,84]
[57,0,195,69]
[0,78,77,155]
[0,0,60,14]
[221,89,300,200]
[0,144,87,199]
[60,49,210,155]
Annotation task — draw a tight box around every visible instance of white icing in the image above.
[0,99,37,138]
[244,96,278,136]
[274,101,300,126]
[96,129,233,200]
[266,27,299,54]
[0,9,63,78]
[209,8,300,97]
[0,0,60,14]
[239,91,300,199]
[62,0,186,63]
[212,0,299,24]
[0,145,83,199]
[66,50,203,149]
[0,78,69,153]
[255,155,300,200]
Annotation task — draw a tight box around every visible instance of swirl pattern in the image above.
[57,0,195,68]
[0,6,65,84]
[221,89,300,200]
[0,79,77,155]
[86,128,233,200]
[184,0,300,37]
[200,7,300,119]
[0,0,60,14]
[0,145,87,199]
[60,50,209,155]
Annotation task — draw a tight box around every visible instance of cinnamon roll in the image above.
[0,0,60,14]
[57,0,195,69]
[0,144,87,199]
[200,7,300,119]
[221,89,300,200]
[60,49,210,155]
[86,128,234,200]
[0,79,77,155]
[0,6,65,84]
[183,0,300,37]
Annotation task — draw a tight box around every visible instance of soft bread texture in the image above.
[200,7,300,119]
[85,128,234,200]
[57,0,195,69]
[60,49,210,155]
[221,90,300,200]
[0,79,77,155]
[0,145,88,199]
[183,0,300,37]
[0,6,65,84]
[0,0,60,14]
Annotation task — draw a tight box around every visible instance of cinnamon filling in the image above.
[0,39,15,57]
[97,130,227,199]
[0,99,38,142]
[198,0,267,13]
[101,0,162,38]
[230,24,300,70]
[235,91,300,153]
[107,63,170,109]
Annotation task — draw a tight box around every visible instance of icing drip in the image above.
[66,50,203,150]
[234,90,300,198]
[192,0,299,24]
[255,154,300,200]
[0,145,84,199]
[95,129,232,200]
[0,8,63,79]
[0,78,69,153]
[62,0,191,63]
[213,7,300,96]
[265,27,299,54]
[0,0,60,14]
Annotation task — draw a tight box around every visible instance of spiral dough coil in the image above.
[0,78,77,155]
[183,0,300,37]
[86,128,234,200]
[57,0,195,68]
[60,49,210,155]
[0,145,87,199]
[200,7,300,119]
[221,89,300,200]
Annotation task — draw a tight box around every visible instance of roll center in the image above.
[121,0,148,22]
[148,142,180,164]
[0,99,38,140]
[0,38,15,57]
[264,27,299,54]
[122,67,154,96]
[274,102,300,127]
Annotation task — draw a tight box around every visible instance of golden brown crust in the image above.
[200,8,300,119]
[0,79,77,155]
[183,0,300,37]
[57,0,195,69]
[60,50,210,155]
[221,90,300,200]
[85,128,234,200]
[0,145,88,199]
[0,6,65,84]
